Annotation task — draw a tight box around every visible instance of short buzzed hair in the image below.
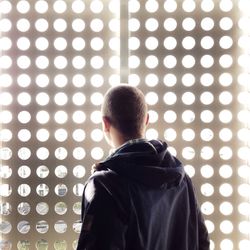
[102,84,148,139]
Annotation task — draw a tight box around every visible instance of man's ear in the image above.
[145,113,149,126]
[102,116,111,132]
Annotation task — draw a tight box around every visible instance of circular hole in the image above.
[17,202,30,215]
[55,202,67,215]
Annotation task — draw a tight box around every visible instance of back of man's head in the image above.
[102,84,148,139]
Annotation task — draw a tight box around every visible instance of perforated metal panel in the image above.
[1,0,250,249]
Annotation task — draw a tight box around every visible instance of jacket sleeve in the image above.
[76,176,127,250]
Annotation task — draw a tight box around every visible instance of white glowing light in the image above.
[54,56,68,69]
[219,128,233,142]
[148,110,158,123]
[145,37,158,50]
[145,92,158,105]
[129,55,140,69]
[90,111,102,124]
[200,110,214,123]
[219,54,233,68]
[164,128,177,142]
[109,0,120,13]
[17,92,31,106]
[16,37,30,51]
[0,92,12,106]
[164,92,177,105]
[0,18,12,32]
[201,201,214,215]
[200,128,214,142]
[0,0,12,14]
[91,147,104,160]
[0,56,12,69]
[182,36,195,50]
[90,0,103,13]
[36,56,49,70]
[182,17,196,31]
[36,147,49,160]
[145,55,158,68]
[72,74,85,88]
[109,56,120,69]
[35,18,48,32]
[201,36,214,50]
[72,56,86,69]
[201,183,214,196]
[220,201,233,215]
[200,92,214,105]
[182,73,195,87]
[54,111,68,124]
[200,55,214,68]
[201,0,214,12]
[220,36,233,49]
[182,147,195,160]
[182,92,195,105]
[164,110,177,123]
[17,0,30,13]
[129,18,140,32]
[200,165,214,178]
[73,147,86,160]
[145,74,159,87]
[53,0,67,13]
[182,128,195,141]
[54,37,67,51]
[109,37,120,51]
[164,0,177,12]
[35,0,48,13]
[146,129,158,140]
[109,19,120,32]
[72,19,85,32]
[17,129,31,142]
[164,18,177,31]
[200,146,214,160]
[220,220,233,234]
[220,17,233,30]
[18,111,30,124]
[164,74,177,87]
[54,19,67,32]
[91,56,104,69]
[72,111,86,124]
[0,74,12,87]
[220,0,233,11]
[182,110,195,123]
[36,111,50,124]
[1,37,12,50]
[182,0,196,12]
[201,17,214,31]
[164,37,177,50]
[36,74,49,88]
[182,55,195,68]
[0,111,12,124]
[37,129,50,142]
[72,129,86,142]
[72,0,85,13]
[90,93,103,106]
[219,73,232,86]
[145,18,159,32]
[184,165,195,178]
[164,55,177,68]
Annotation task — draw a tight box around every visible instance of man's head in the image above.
[101,84,148,147]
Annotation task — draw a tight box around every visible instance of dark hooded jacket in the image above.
[77,139,210,250]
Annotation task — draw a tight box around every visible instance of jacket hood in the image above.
[98,140,185,188]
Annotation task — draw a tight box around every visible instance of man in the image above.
[77,84,210,250]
